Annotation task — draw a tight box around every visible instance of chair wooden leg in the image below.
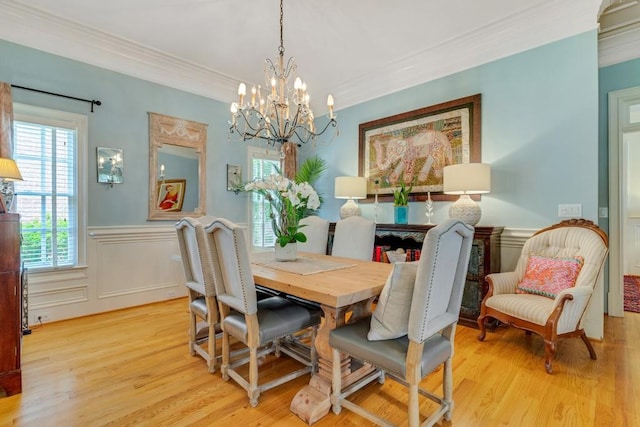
[249,347,259,407]
[408,383,419,427]
[579,330,597,360]
[544,339,556,374]
[207,322,216,373]
[477,315,487,341]
[189,312,197,356]
[221,332,230,381]
[443,359,453,421]
[310,326,318,373]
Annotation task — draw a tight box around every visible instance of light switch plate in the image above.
[599,207,608,218]
[558,204,582,218]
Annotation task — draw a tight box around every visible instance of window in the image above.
[247,146,280,248]
[12,104,87,271]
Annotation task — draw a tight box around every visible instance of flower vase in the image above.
[394,206,409,224]
[274,242,297,262]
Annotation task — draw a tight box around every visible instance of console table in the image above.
[0,213,22,396]
[328,223,503,328]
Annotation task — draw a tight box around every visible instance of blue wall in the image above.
[1,31,600,231]
[0,39,247,226]
[312,31,600,229]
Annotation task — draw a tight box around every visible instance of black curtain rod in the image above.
[10,84,102,113]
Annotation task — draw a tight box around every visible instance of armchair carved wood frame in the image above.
[477,219,609,374]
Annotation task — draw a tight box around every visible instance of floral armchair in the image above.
[477,219,608,374]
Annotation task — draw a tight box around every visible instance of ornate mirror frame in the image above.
[148,112,207,220]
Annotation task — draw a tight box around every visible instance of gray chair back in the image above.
[297,216,330,254]
[175,217,215,297]
[331,216,376,261]
[409,219,474,342]
[204,218,258,316]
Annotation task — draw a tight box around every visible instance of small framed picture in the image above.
[157,179,186,212]
[227,164,242,192]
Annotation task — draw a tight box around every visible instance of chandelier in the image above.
[229,0,337,150]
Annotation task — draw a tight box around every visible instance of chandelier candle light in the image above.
[229,0,337,154]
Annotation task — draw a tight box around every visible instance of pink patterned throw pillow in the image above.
[515,254,584,299]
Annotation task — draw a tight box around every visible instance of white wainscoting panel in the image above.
[92,228,182,299]
[27,225,188,325]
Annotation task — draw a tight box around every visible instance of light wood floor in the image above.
[1,298,638,427]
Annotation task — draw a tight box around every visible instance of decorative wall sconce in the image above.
[227,164,242,194]
[97,147,124,188]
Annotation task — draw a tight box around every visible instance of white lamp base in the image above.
[340,199,361,219]
[449,194,481,226]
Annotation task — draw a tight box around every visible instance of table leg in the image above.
[290,298,376,425]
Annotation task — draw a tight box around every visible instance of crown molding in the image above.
[335,1,600,110]
[0,0,600,111]
[0,0,237,102]
[599,24,640,67]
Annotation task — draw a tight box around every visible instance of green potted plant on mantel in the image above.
[393,180,413,224]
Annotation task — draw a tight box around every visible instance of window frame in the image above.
[246,146,281,249]
[13,103,88,271]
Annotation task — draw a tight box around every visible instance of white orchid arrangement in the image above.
[245,174,320,247]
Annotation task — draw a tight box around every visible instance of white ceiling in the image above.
[0,0,603,113]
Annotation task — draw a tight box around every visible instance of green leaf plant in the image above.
[393,180,414,206]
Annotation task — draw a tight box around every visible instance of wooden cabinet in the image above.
[329,223,503,328]
[0,213,21,396]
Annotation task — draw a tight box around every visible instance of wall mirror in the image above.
[148,112,207,220]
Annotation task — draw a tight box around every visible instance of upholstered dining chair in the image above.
[175,217,219,373]
[204,218,322,407]
[331,215,376,261]
[330,219,474,427]
[297,215,330,254]
[477,218,609,374]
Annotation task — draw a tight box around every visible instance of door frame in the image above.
[608,85,640,316]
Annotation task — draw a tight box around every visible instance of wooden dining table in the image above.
[250,251,393,425]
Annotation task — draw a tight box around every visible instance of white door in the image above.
[608,86,640,316]
[623,131,640,276]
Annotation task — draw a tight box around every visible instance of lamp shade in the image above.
[443,163,490,195]
[334,176,367,199]
[0,157,23,181]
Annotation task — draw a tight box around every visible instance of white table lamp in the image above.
[443,163,490,226]
[0,157,24,213]
[335,176,367,219]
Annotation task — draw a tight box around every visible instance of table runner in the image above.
[251,252,355,276]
